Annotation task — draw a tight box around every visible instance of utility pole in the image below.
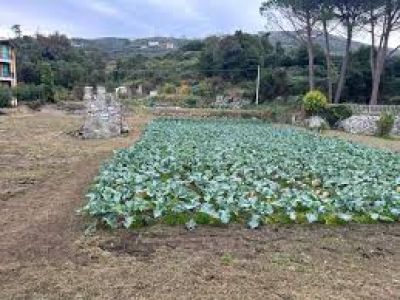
[256,65,260,106]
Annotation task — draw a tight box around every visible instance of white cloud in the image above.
[0,5,78,38]
[144,0,205,21]
[68,0,121,17]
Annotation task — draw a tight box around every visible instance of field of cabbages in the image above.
[84,119,400,229]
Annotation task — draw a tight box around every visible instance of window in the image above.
[1,46,10,60]
[1,63,10,77]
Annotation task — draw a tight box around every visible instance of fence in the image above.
[330,104,400,116]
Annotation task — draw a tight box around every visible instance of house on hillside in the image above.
[164,42,174,49]
[0,39,17,88]
[148,41,160,47]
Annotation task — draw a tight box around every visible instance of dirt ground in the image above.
[1,107,400,300]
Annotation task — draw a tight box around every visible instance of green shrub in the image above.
[13,84,44,102]
[0,87,12,108]
[193,81,213,97]
[72,86,84,101]
[162,83,176,94]
[26,100,43,111]
[184,97,198,108]
[320,105,353,127]
[303,90,328,115]
[54,87,71,102]
[376,113,395,137]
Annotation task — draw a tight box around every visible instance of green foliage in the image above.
[40,62,55,102]
[221,253,234,265]
[376,113,395,137]
[13,33,106,97]
[162,83,177,94]
[83,119,400,230]
[54,87,71,102]
[303,90,328,115]
[319,105,353,127]
[0,87,12,108]
[181,40,205,52]
[198,31,269,82]
[343,47,373,103]
[193,81,213,97]
[11,30,400,105]
[259,68,290,101]
[184,97,198,108]
[13,84,44,101]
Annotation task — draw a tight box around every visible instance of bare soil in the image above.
[1,108,400,299]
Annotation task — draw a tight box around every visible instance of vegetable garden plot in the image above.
[84,119,400,229]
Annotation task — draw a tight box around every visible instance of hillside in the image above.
[267,31,366,55]
[72,37,189,59]
[72,32,369,59]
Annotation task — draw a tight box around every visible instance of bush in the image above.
[72,86,84,101]
[54,87,71,102]
[259,69,290,101]
[320,105,353,127]
[26,100,43,111]
[193,81,213,97]
[184,97,198,108]
[162,83,176,94]
[0,87,12,108]
[178,84,191,96]
[303,90,328,115]
[376,113,395,137]
[13,84,44,102]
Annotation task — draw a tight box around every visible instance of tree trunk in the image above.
[306,17,315,91]
[370,10,376,80]
[322,19,333,102]
[334,21,353,103]
[370,30,390,105]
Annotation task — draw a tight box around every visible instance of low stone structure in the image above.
[82,86,126,139]
[304,116,329,131]
[331,104,400,116]
[340,115,400,136]
[214,95,251,109]
[115,86,129,99]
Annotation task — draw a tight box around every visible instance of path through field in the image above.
[1,108,399,299]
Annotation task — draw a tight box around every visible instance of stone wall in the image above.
[214,95,251,109]
[329,104,400,116]
[340,116,400,136]
[82,86,124,139]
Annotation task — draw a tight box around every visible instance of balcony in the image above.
[0,56,11,63]
[0,72,14,81]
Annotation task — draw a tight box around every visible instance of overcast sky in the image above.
[1,0,399,48]
[0,0,266,39]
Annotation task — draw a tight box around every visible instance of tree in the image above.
[259,68,290,100]
[319,1,336,102]
[11,24,22,38]
[333,0,368,103]
[40,62,55,101]
[13,33,107,92]
[198,32,268,82]
[344,47,373,103]
[261,0,321,91]
[368,0,400,105]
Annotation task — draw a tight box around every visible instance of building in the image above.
[148,41,160,47]
[0,39,17,88]
[165,42,174,49]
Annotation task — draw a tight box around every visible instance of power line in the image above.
[113,67,260,73]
